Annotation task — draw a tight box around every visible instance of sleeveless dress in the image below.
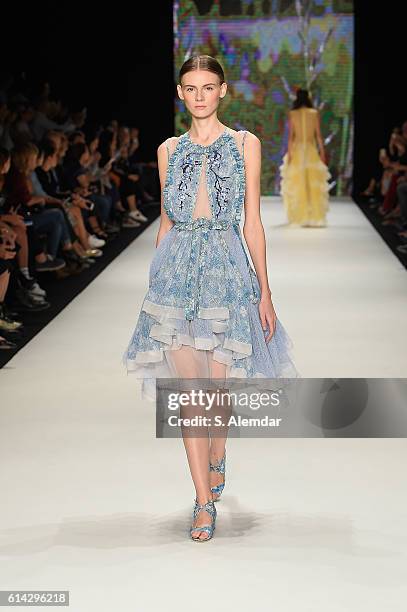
[122,127,299,401]
[279,107,332,227]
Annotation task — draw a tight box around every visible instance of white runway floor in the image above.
[1,197,407,611]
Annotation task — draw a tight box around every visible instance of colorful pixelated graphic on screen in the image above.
[173,0,353,196]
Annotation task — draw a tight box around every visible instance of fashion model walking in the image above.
[123,55,298,541]
[279,88,331,227]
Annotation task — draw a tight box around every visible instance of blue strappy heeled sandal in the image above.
[209,451,226,501]
[190,499,217,542]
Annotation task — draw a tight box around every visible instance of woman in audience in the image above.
[39,134,103,257]
[5,142,71,273]
[112,143,147,223]
[98,130,141,228]
[86,132,122,229]
[378,137,407,220]
[0,219,21,348]
[36,141,102,261]
[128,126,159,202]
[9,103,35,147]
[30,97,77,143]
[62,142,113,242]
[0,147,51,306]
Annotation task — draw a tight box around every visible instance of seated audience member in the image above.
[112,143,147,223]
[62,142,113,240]
[30,97,77,143]
[127,126,159,202]
[9,102,35,147]
[5,142,70,273]
[36,140,102,258]
[0,146,50,309]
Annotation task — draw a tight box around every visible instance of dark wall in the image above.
[353,0,405,194]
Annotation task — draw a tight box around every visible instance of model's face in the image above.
[177,70,227,119]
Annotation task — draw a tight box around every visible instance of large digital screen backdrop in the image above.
[173,0,353,196]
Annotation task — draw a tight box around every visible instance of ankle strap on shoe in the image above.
[209,453,226,473]
[193,499,216,520]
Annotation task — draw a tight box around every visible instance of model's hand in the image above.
[258,294,277,343]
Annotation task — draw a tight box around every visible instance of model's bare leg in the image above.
[208,357,232,499]
[166,345,214,540]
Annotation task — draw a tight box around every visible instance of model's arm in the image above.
[242,132,277,342]
[315,111,326,164]
[156,140,174,247]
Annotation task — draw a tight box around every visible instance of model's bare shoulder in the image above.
[243,131,261,148]
[158,136,180,158]
[157,139,169,154]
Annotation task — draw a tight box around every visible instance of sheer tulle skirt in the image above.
[122,225,300,402]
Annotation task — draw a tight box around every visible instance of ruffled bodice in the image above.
[151,128,260,321]
[162,128,245,225]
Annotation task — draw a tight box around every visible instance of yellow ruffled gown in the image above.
[279,107,332,227]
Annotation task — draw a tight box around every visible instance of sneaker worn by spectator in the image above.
[88,234,105,248]
[29,291,50,305]
[17,271,47,298]
[122,215,140,228]
[128,209,148,222]
[35,254,67,273]
[13,283,50,311]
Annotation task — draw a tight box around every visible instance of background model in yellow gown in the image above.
[279,89,332,227]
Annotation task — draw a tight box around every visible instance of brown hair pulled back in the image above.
[179,55,225,85]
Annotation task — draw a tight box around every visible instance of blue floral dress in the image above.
[122,127,299,401]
